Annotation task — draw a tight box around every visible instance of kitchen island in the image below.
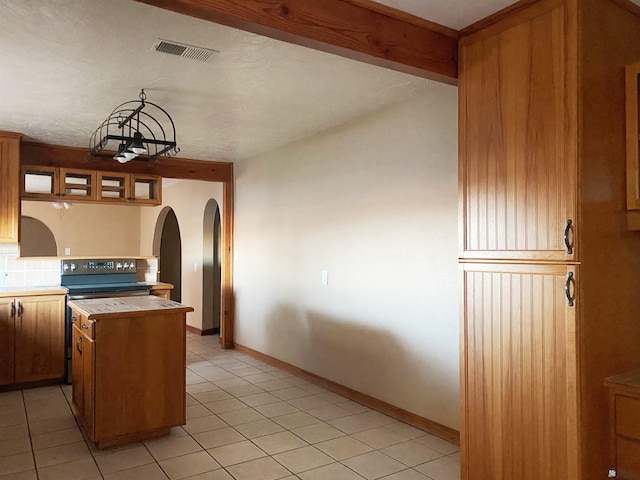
[68,295,193,449]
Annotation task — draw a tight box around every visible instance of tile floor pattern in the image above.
[0,333,460,480]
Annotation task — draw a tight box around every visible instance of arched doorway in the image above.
[153,207,182,302]
[203,199,222,334]
[20,216,57,256]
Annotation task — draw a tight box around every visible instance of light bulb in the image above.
[123,151,137,160]
[116,155,128,164]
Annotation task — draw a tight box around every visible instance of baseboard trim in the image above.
[186,325,217,336]
[234,343,460,445]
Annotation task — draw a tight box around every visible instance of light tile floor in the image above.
[0,333,460,480]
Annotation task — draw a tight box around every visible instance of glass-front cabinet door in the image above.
[129,175,161,205]
[21,166,58,200]
[59,168,96,201]
[97,172,128,203]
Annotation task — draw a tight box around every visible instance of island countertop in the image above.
[68,295,194,320]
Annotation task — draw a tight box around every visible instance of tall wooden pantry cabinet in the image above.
[459,0,640,479]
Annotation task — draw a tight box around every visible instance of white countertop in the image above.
[0,285,67,297]
[68,295,193,318]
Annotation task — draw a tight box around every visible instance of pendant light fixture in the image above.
[89,89,179,164]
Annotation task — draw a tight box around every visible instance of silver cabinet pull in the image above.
[17,301,23,316]
[9,301,15,318]
[76,337,82,355]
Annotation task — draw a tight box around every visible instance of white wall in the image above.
[139,179,224,330]
[234,83,460,429]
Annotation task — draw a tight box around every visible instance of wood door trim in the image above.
[133,0,458,83]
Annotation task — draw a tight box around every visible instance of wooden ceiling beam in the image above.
[134,0,459,84]
[21,142,233,183]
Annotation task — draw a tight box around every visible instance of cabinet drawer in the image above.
[617,395,640,440]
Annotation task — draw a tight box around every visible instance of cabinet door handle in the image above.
[17,301,23,317]
[564,219,574,254]
[10,301,15,318]
[76,336,82,355]
[565,272,575,307]
[81,324,89,329]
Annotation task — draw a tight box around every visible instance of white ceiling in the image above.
[0,0,548,162]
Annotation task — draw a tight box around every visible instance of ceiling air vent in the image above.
[151,39,219,63]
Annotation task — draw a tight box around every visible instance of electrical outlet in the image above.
[65,247,71,255]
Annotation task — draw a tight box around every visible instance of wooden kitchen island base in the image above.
[68,296,194,449]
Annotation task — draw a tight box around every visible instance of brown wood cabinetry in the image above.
[69,296,191,448]
[0,297,16,386]
[460,5,575,262]
[0,292,65,386]
[0,132,21,243]
[605,371,640,480]
[461,262,578,479]
[96,172,161,205]
[22,166,161,206]
[459,1,640,479]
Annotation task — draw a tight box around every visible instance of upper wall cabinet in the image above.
[97,172,161,205]
[21,166,96,201]
[459,7,576,262]
[0,132,21,243]
[22,166,161,206]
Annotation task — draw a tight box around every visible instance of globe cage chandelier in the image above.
[89,89,179,164]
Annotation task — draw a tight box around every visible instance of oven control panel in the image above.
[61,258,137,275]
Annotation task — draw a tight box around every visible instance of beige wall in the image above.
[233,83,460,429]
[21,201,141,257]
[139,180,224,330]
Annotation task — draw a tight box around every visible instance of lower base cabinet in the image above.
[0,293,65,386]
[70,306,187,449]
[605,371,640,480]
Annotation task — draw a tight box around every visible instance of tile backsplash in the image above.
[0,251,61,287]
[136,257,159,282]
[0,248,159,288]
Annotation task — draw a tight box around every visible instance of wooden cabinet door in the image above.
[71,323,84,414]
[0,297,15,385]
[459,5,576,261]
[81,330,95,439]
[460,262,579,480]
[14,295,65,383]
[129,174,161,205]
[58,168,96,201]
[0,133,21,243]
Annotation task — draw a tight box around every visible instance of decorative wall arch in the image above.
[20,216,57,256]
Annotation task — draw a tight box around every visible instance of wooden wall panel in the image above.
[577,0,640,478]
[459,6,574,261]
[461,263,578,480]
